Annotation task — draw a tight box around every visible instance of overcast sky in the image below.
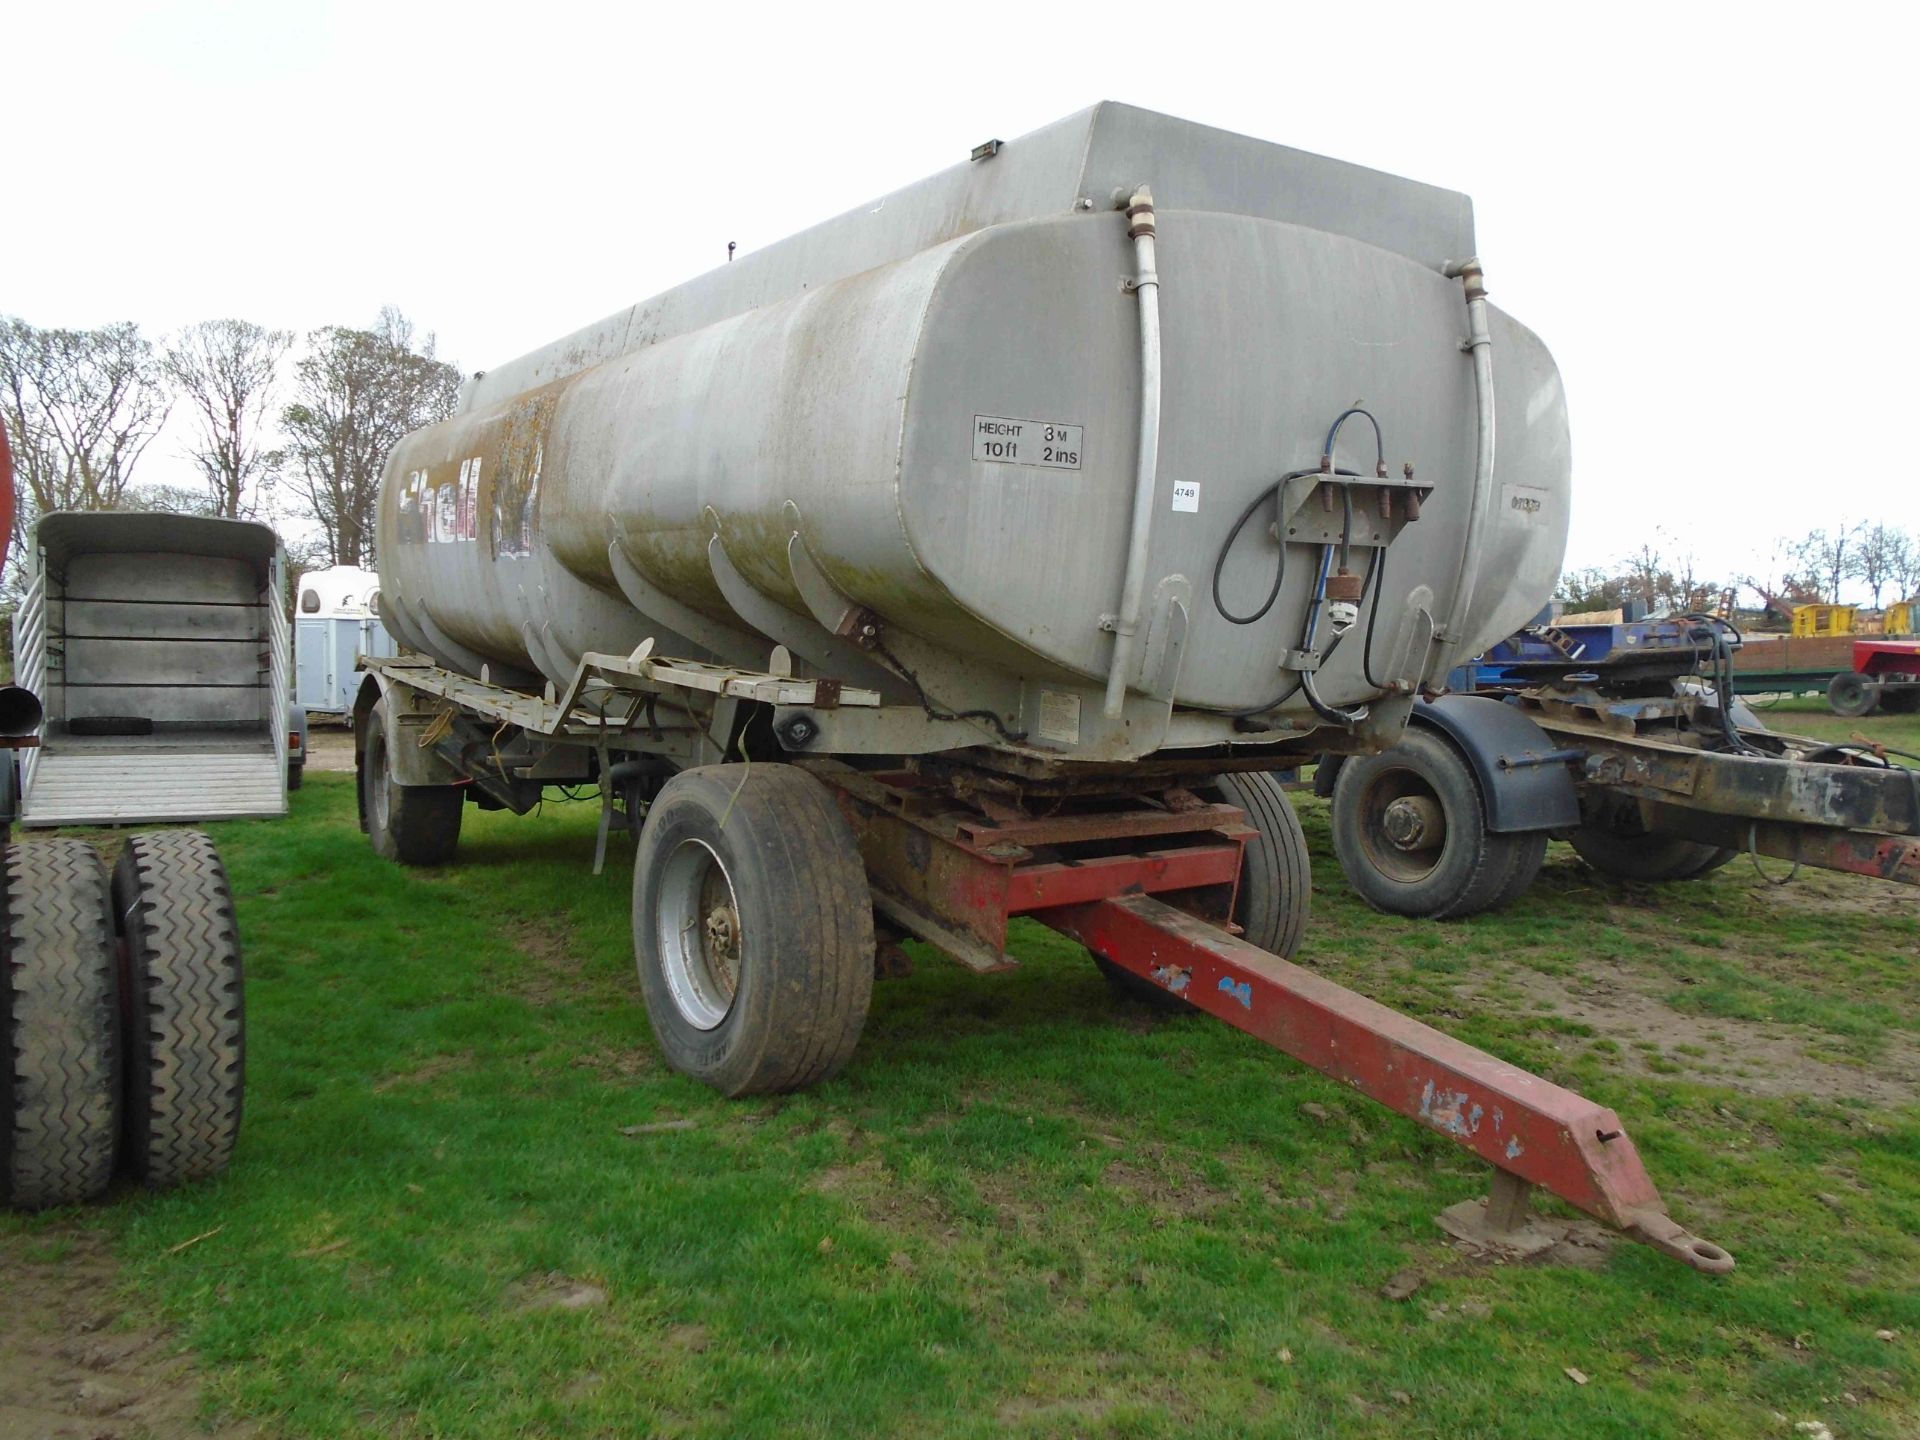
[8,1,1915,595]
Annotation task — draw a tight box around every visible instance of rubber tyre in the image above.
[1487,830,1550,911]
[361,699,462,865]
[1329,727,1525,919]
[113,831,245,1189]
[1094,770,1312,1009]
[1828,671,1879,718]
[287,761,304,792]
[2,839,120,1210]
[1209,771,1312,957]
[1568,824,1735,883]
[633,765,874,1096]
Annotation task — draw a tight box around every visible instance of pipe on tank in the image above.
[1103,185,1164,719]
[1429,256,1496,681]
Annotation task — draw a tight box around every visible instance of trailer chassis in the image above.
[1322,663,1920,919]
[1523,686,1920,885]
[356,650,1733,1274]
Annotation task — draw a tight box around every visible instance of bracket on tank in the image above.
[703,518,901,696]
[1277,470,1433,549]
[606,538,766,672]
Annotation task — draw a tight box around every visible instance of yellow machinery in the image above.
[1793,603,1857,637]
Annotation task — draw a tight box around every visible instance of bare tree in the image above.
[120,483,218,517]
[278,308,461,566]
[1793,523,1862,604]
[0,317,170,535]
[1888,528,1920,607]
[1853,522,1906,610]
[1555,566,1632,614]
[1605,540,1721,616]
[162,318,291,519]
[1620,543,1666,612]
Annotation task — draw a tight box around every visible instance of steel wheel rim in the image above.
[1357,767,1446,883]
[370,734,391,833]
[655,838,741,1031]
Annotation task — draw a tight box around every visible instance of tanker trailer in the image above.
[353,107,1728,1270]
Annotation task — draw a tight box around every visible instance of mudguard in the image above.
[352,671,462,790]
[1411,695,1580,834]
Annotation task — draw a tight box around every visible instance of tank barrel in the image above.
[371,105,1571,761]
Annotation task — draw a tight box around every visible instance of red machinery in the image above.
[1830,638,1920,717]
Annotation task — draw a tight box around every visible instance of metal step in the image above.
[20,750,286,827]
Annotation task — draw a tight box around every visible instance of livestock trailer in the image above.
[352,103,1734,1272]
[295,563,399,719]
[0,426,247,1212]
[11,512,294,825]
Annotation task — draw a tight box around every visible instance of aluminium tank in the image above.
[375,102,1570,759]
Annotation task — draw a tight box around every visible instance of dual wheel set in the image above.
[1329,727,1731,920]
[361,697,1313,1098]
[2,832,245,1211]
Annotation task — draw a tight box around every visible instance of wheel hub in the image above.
[655,839,743,1031]
[703,905,739,992]
[1382,794,1443,850]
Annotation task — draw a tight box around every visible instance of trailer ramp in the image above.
[20,743,284,827]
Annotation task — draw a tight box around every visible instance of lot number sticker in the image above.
[1171,481,1200,513]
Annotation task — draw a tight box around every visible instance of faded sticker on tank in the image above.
[494,440,540,559]
[494,392,554,560]
[1037,689,1081,745]
[413,458,486,545]
[1499,483,1550,525]
[972,415,1083,470]
[396,468,430,544]
[1171,480,1200,513]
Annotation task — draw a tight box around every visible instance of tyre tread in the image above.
[2,839,119,1209]
[1211,771,1312,956]
[114,831,244,1189]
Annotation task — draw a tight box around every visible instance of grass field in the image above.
[5,705,1919,1438]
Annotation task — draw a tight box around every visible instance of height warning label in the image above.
[972,415,1083,470]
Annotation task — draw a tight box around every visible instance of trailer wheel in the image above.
[113,831,244,1189]
[1567,822,1734,883]
[1093,769,1314,1009]
[361,699,462,865]
[1828,671,1879,717]
[1329,728,1529,919]
[1208,771,1312,957]
[2,839,119,1210]
[1488,831,1551,910]
[286,760,304,792]
[633,765,874,1096]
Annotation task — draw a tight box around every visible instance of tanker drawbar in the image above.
[372,100,1569,770]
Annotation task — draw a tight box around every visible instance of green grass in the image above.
[1751,694,1920,761]
[5,749,1919,1438]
